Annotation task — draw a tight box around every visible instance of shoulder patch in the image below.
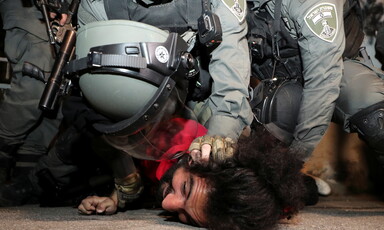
[304,3,338,42]
[221,0,246,22]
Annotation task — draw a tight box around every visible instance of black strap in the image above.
[272,0,283,60]
[65,52,147,74]
[273,0,283,34]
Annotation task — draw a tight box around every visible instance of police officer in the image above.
[0,0,253,206]
[73,0,252,207]
[79,0,253,138]
[0,0,63,181]
[247,0,384,173]
[76,0,252,165]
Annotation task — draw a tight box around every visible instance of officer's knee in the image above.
[340,61,384,116]
[350,101,384,166]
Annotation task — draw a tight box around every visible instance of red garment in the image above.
[139,118,207,182]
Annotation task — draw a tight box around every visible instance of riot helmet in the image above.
[69,20,200,160]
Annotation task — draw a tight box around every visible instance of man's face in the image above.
[158,160,209,227]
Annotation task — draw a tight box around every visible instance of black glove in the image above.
[35,0,69,15]
[188,69,212,102]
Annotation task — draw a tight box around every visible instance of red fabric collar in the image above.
[139,118,207,182]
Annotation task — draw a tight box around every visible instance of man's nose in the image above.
[162,193,184,212]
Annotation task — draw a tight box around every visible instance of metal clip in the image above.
[87,51,102,68]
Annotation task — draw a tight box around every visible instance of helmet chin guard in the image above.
[68,20,198,136]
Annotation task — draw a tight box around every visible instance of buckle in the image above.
[87,51,102,67]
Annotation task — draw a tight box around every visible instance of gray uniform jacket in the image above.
[0,0,61,149]
[251,0,346,154]
[78,0,253,140]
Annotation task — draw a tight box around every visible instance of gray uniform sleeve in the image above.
[77,0,108,26]
[205,0,253,139]
[0,0,48,41]
[286,0,345,155]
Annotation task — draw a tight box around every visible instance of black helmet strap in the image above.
[65,32,197,86]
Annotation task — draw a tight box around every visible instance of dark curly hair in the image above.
[187,128,317,230]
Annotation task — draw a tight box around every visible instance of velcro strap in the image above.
[65,52,147,74]
[98,53,147,68]
[114,173,144,208]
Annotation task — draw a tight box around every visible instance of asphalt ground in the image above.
[1,194,383,230]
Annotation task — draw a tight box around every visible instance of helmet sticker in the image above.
[155,46,169,63]
[221,0,246,22]
[304,3,338,43]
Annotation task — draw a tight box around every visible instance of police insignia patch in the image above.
[221,0,246,22]
[155,46,169,63]
[304,3,338,42]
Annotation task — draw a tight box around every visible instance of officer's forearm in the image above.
[207,1,252,139]
[207,115,248,140]
[292,0,345,152]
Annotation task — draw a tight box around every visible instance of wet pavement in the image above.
[1,194,383,230]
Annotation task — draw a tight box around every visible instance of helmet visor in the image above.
[103,92,205,160]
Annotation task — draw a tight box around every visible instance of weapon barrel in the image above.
[41,3,56,44]
[39,30,76,111]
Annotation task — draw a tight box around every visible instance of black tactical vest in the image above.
[246,0,302,81]
[103,0,202,33]
[343,0,365,59]
[246,0,365,80]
